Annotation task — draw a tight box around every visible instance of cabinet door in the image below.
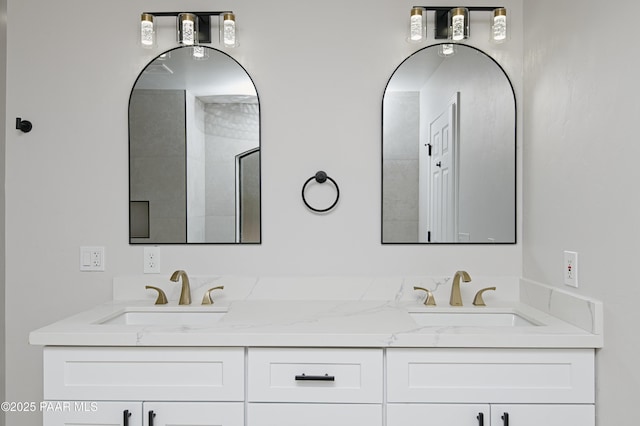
[44,347,245,401]
[143,402,243,426]
[248,403,382,426]
[388,404,489,426]
[44,401,141,426]
[491,404,594,426]
[387,348,594,404]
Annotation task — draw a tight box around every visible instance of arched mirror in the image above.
[129,46,260,244]
[382,44,515,244]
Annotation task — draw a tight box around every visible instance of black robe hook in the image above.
[16,117,33,133]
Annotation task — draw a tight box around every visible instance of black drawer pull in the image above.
[502,412,509,426]
[123,410,131,426]
[477,412,484,426]
[149,410,156,426]
[295,373,335,381]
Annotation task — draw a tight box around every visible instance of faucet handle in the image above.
[201,286,225,305]
[413,286,436,306]
[472,287,497,306]
[145,286,168,305]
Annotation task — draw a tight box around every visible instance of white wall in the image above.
[523,0,640,424]
[4,1,522,425]
[0,0,6,423]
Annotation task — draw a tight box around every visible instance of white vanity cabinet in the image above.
[247,348,383,426]
[386,348,595,426]
[39,345,596,425]
[42,347,245,426]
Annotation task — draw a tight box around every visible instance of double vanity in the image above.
[30,274,602,426]
[35,13,593,425]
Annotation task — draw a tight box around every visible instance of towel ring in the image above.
[301,171,340,213]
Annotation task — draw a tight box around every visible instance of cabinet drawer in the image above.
[387,348,594,404]
[248,348,383,403]
[248,403,382,426]
[44,347,244,401]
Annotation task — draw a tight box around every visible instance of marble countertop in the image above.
[29,299,602,348]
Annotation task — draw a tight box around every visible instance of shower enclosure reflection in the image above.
[129,46,260,244]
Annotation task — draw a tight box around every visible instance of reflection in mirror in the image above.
[382,44,515,244]
[129,46,260,244]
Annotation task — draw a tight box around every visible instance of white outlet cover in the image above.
[144,246,161,274]
[563,250,578,288]
[80,246,105,272]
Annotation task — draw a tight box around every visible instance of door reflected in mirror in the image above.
[129,46,260,244]
[382,44,515,244]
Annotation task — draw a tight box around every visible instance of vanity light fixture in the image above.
[409,7,426,42]
[222,13,238,48]
[492,8,507,42]
[449,7,469,41]
[409,6,506,42]
[140,13,155,48]
[178,13,198,45]
[139,11,237,48]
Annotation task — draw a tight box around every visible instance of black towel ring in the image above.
[301,171,340,213]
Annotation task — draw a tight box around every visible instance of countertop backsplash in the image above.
[113,274,521,306]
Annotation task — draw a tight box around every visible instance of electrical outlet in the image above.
[80,246,105,272]
[144,246,160,274]
[563,250,578,288]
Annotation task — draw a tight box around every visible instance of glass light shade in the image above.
[140,13,155,48]
[192,45,209,60]
[178,13,198,45]
[449,7,469,41]
[222,13,237,48]
[409,8,425,42]
[492,8,507,42]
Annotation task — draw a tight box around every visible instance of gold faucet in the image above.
[449,270,471,306]
[202,286,224,305]
[413,286,437,306]
[145,286,168,305]
[473,287,497,306]
[170,270,191,305]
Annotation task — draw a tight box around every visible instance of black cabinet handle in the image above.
[123,410,131,426]
[149,410,156,426]
[502,412,509,426]
[295,373,335,381]
[477,412,484,426]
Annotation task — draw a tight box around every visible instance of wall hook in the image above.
[16,118,33,133]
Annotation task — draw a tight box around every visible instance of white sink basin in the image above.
[409,311,539,327]
[98,310,227,326]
